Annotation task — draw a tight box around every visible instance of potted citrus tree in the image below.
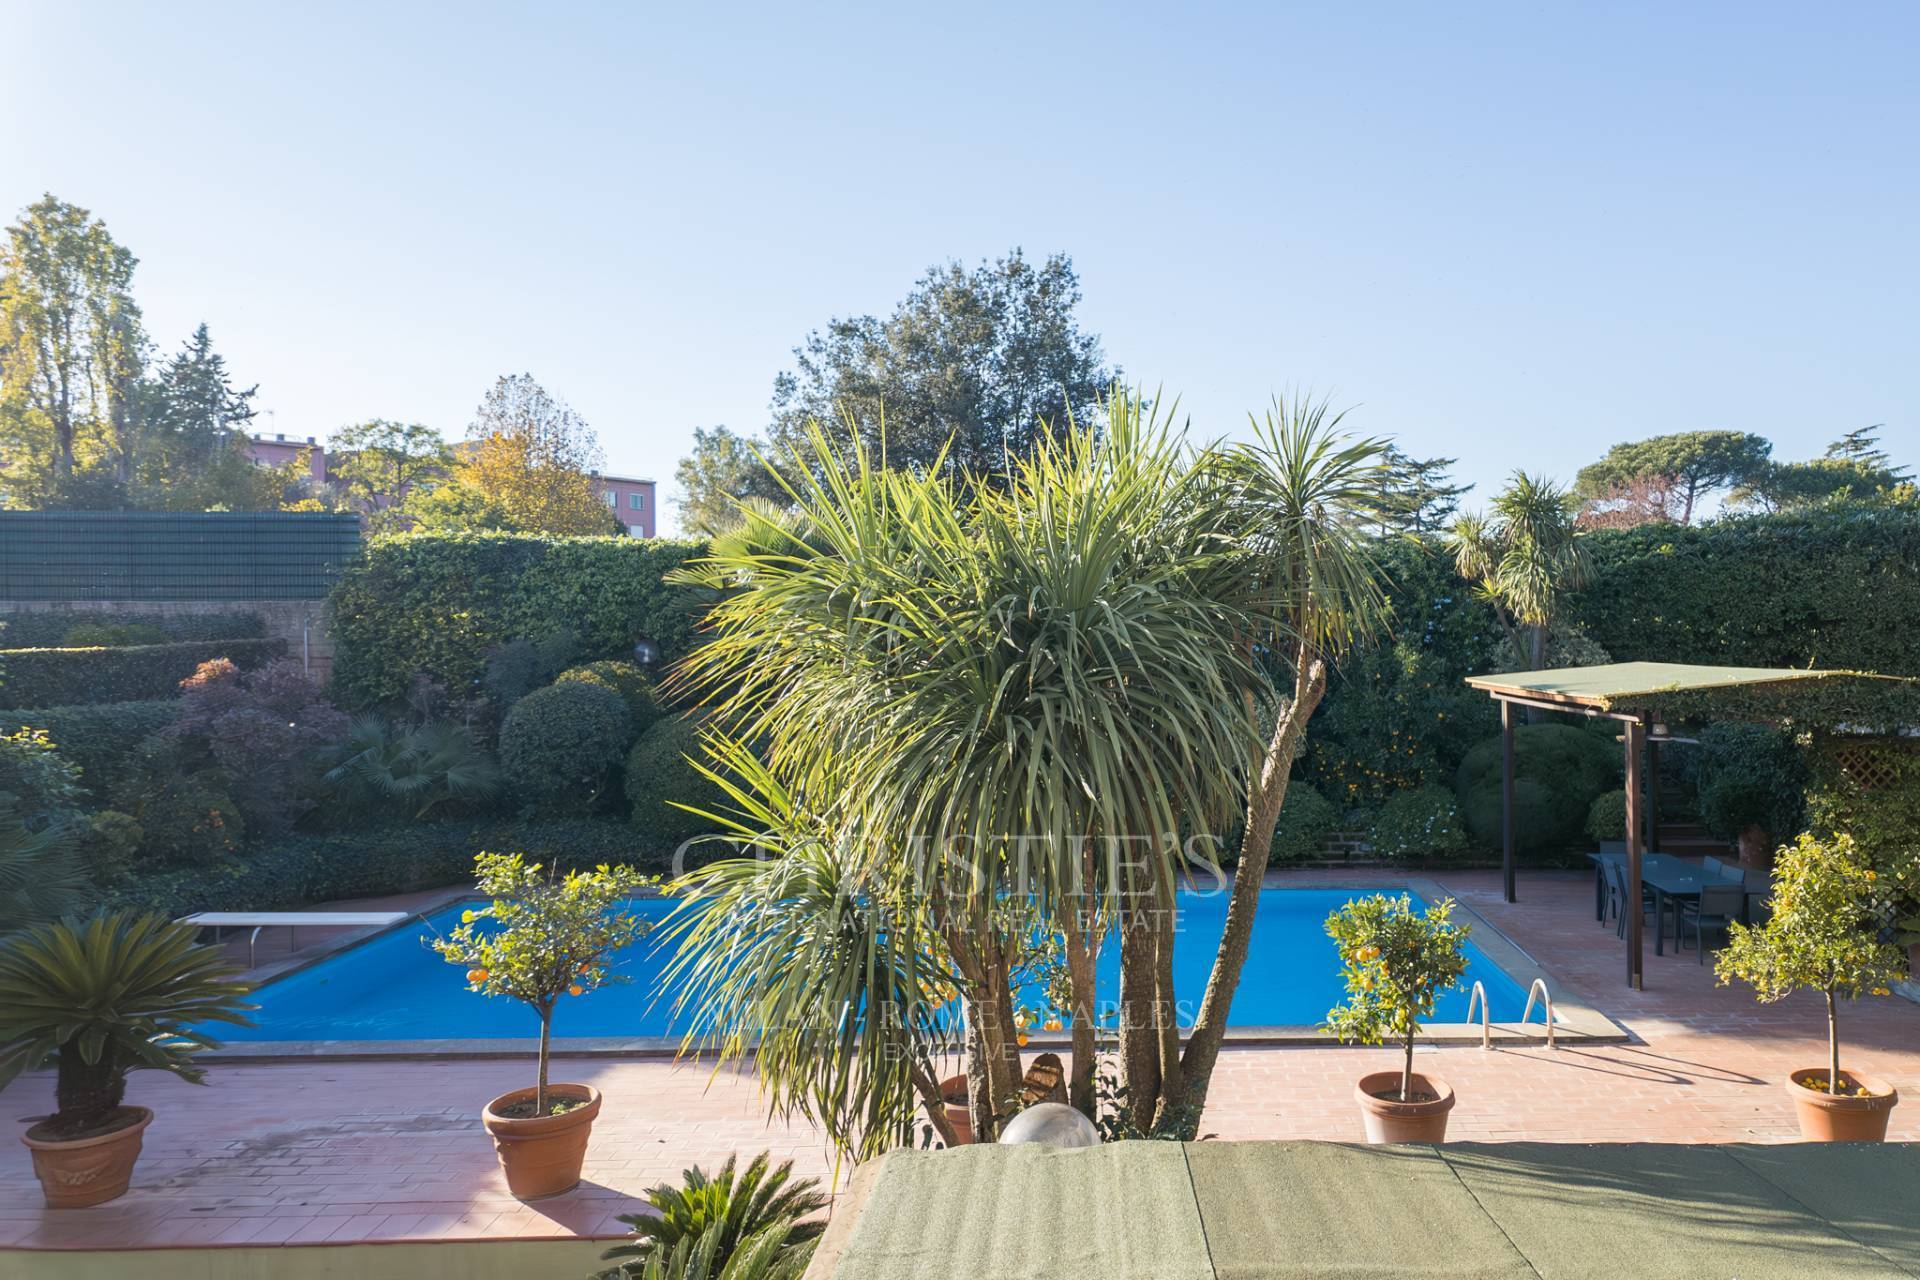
[1715,832,1903,1141]
[1323,894,1469,1143]
[436,852,654,1198]
[0,911,253,1207]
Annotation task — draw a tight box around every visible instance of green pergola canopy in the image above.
[1465,661,1920,728]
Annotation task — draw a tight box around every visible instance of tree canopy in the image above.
[672,425,788,536]
[768,249,1113,482]
[1575,430,1772,526]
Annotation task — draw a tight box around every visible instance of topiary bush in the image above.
[1268,783,1340,863]
[1584,789,1628,842]
[0,638,287,708]
[0,701,181,802]
[0,610,266,649]
[555,661,661,738]
[1456,722,1620,854]
[1368,785,1471,861]
[625,712,730,845]
[62,622,169,647]
[499,681,632,812]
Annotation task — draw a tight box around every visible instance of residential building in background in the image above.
[243,433,657,536]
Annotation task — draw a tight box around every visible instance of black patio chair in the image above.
[1678,883,1746,963]
[1605,859,1655,939]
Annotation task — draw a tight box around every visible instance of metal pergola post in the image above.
[1501,700,1516,904]
[1623,716,1647,990]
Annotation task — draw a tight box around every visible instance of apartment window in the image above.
[628,492,646,511]
[602,490,616,505]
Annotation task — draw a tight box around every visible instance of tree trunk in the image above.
[54,1047,126,1133]
[1175,651,1329,1135]
[1058,881,1100,1118]
[1116,888,1162,1134]
[1402,1027,1416,1103]
[909,1061,961,1147]
[1147,861,1185,1133]
[536,1003,553,1115]
[1826,988,1839,1094]
[948,921,1022,1142]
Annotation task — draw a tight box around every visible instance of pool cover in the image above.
[818,1141,1920,1279]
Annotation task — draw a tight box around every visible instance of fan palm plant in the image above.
[1446,470,1589,670]
[0,795,90,931]
[0,911,253,1138]
[322,715,500,820]
[599,1152,827,1277]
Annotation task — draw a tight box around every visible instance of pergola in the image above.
[1464,661,1918,989]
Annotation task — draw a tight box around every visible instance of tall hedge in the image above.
[1572,505,1920,674]
[0,638,288,708]
[0,700,181,800]
[328,533,711,707]
[0,610,266,648]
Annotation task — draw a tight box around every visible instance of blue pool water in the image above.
[218,888,1535,1042]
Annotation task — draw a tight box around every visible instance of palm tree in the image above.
[0,798,89,932]
[1446,471,1589,671]
[321,716,500,820]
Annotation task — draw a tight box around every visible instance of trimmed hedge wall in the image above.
[0,700,180,800]
[100,818,693,917]
[1572,505,1920,674]
[328,533,711,707]
[0,638,288,708]
[0,610,266,648]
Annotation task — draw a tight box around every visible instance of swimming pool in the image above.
[216,887,1537,1043]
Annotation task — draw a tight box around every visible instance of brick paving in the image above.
[3,868,1915,1250]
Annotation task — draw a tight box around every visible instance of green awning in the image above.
[1463,661,1918,728]
[1464,661,1836,707]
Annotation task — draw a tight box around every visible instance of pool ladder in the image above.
[1464,978,1557,1050]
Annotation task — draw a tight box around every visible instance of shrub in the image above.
[1323,894,1470,1102]
[0,638,287,708]
[1456,722,1619,853]
[1715,833,1903,1093]
[1368,786,1471,861]
[114,753,244,868]
[1691,723,1808,854]
[602,1153,827,1278]
[168,659,349,832]
[62,622,168,647]
[0,610,266,649]
[0,701,181,802]
[556,661,661,737]
[75,811,143,885]
[1267,784,1340,863]
[0,727,84,829]
[499,681,632,812]
[625,713,730,844]
[434,852,654,1116]
[482,632,578,710]
[0,911,252,1139]
[1584,790,1628,842]
[0,798,90,927]
[100,818,686,918]
[327,533,709,708]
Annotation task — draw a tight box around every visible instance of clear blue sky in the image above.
[6,2,1914,533]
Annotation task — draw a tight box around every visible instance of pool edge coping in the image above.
[201,875,1628,1060]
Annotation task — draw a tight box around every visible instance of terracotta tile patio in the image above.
[4,868,1915,1251]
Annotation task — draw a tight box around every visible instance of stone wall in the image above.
[0,599,335,682]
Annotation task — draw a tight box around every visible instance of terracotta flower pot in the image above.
[482,1084,602,1199]
[1786,1069,1898,1142]
[1355,1071,1455,1144]
[21,1107,154,1208]
[940,1073,973,1145]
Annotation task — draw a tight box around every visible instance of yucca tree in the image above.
[1446,470,1589,671]
[0,911,253,1136]
[1162,397,1391,1130]
[654,744,963,1155]
[599,1152,827,1277]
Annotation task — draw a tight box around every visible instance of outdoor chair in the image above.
[1605,860,1655,938]
[1701,856,1727,875]
[1678,884,1746,963]
[1716,863,1746,884]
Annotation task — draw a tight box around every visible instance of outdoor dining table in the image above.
[1585,851,1760,956]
